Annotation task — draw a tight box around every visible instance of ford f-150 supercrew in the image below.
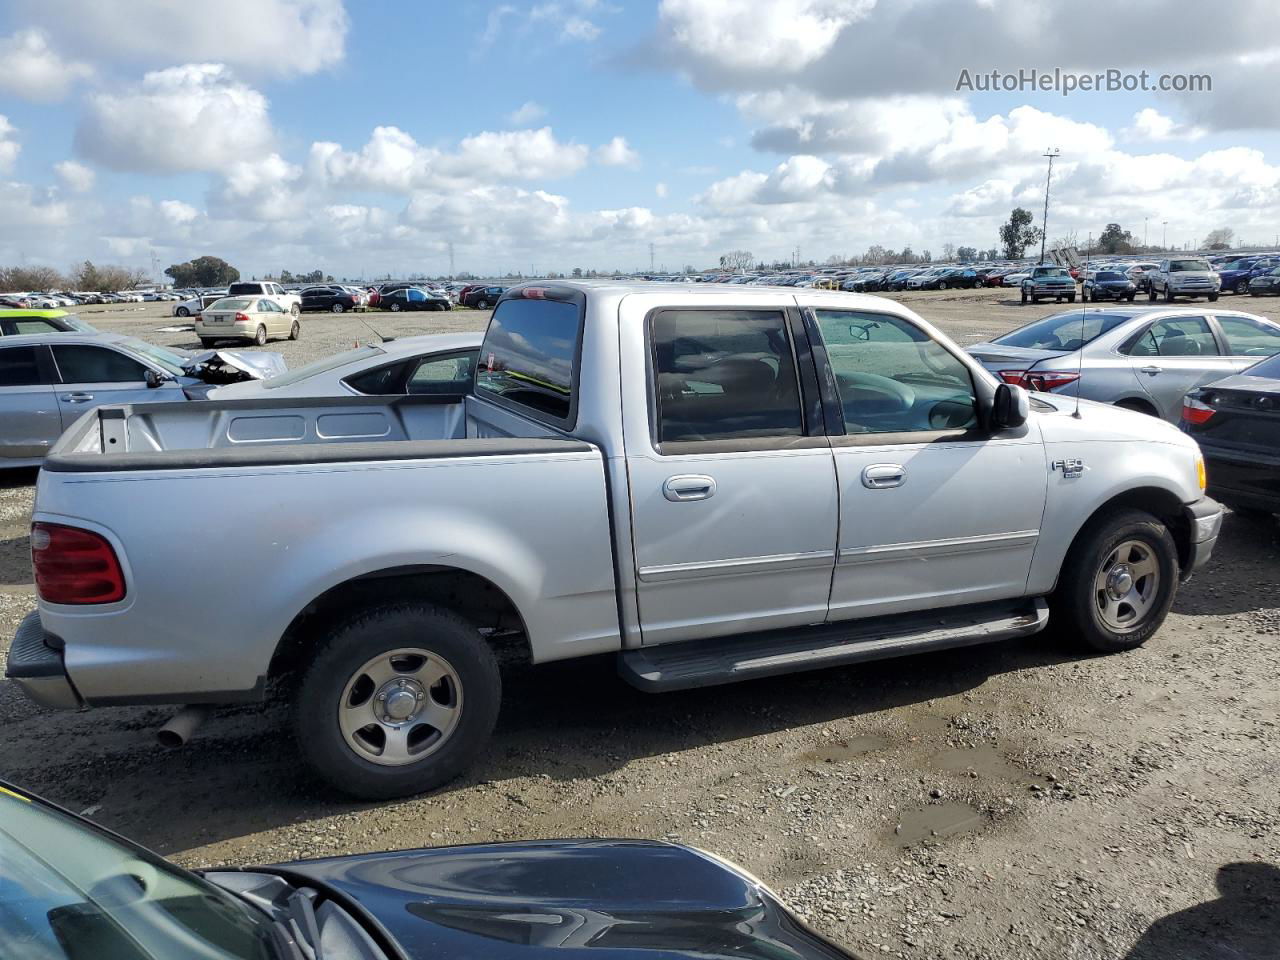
[7,282,1223,799]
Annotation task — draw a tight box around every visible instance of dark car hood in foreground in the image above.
[276,839,861,960]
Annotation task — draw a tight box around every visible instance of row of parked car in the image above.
[0,289,186,309]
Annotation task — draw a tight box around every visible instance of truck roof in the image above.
[502,278,904,311]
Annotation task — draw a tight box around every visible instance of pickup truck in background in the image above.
[7,282,1223,799]
[226,281,302,316]
[1147,258,1221,302]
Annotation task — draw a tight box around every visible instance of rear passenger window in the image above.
[813,310,977,434]
[53,346,147,383]
[650,309,803,444]
[1128,317,1219,357]
[0,346,42,386]
[1216,315,1280,357]
[477,297,582,424]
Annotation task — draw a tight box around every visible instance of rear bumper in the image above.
[1203,447,1280,512]
[1182,497,1224,578]
[4,610,83,710]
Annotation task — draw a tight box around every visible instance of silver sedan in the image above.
[967,306,1280,421]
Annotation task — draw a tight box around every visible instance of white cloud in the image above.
[0,29,92,102]
[656,182,669,198]
[12,0,348,77]
[447,127,590,180]
[595,136,640,167]
[530,1,607,42]
[0,181,70,227]
[1123,108,1207,142]
[54,160,95,192]
[658,0,876,79]
[508,101,547,125]
[75,64,274,174]
[159,199,199,224]
[0,117,20,175]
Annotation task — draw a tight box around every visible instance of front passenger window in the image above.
[813,310,977,434]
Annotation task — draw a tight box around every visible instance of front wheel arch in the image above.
[1054,486,1192,593]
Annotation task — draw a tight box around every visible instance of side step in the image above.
[618,598,1049,692]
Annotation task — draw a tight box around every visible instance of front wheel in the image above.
[1050,509,1179,653]
[476,299,489,309]
[390,302,402,312]
[1236,279,1250,294]
[199,337,218,348]
[1148,288,1158,301]
[1020,288,1028,304]
[1164,285,1174,302]
[176,306,190,317]
[254,324,267,346]
[331,302,345,313]
[1208,292,1219,302]
[1127,293,1136,301]
[1066,293,1076,303]
[293,603,502,799]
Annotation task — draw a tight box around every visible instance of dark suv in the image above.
[460,285,507,309]
[301,285,362,313]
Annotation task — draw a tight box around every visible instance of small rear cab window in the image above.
[476,295,583,425]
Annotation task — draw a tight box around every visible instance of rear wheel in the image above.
[1235,279,1250,294]
[289,319,300,340]
[1149,287,1158,301]
[390,302,402,312]
[476,299,489,309]
[1050,509,1178,653]
[199,337,218,348]
[293,603,502,799]
[331,302,345,313]
[254,324,267,346]
[176,306,190,317]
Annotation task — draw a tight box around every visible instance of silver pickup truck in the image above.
[7,282,1223,799]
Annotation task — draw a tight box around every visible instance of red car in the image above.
[365,286,380,308]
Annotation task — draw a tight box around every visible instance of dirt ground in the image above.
[2,287,1278,959]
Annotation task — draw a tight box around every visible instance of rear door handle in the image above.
[1139,365,1163,375]
[862,463,906,489]
[61,393,94,403]
[663,475,716,502]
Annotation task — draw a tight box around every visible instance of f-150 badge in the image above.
[1051,458,1085,478]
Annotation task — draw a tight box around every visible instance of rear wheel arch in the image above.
[1114,397,1159,417]
[270,565,532,682]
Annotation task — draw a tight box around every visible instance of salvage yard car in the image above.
[0,332,284,467]
[1147,257,1221,302]
[196,296,302,346]
[7,282,1222,799]
[0,779,863,960]
[0,308,97,336]
[967,307,1280,421]
[1181,351,1280,518]
[1020,264,1077,304]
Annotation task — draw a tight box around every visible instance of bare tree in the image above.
[1202,227,1234,250]
[0,265,65,291]
[941,243,956,261]
[718,250,755,272]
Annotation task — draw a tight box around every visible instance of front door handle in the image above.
[1139,365,1163,375]
[61,392,94,403]
[663,474,716,502]
[862,463,906,489]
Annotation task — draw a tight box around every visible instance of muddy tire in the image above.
[1051,509,1179,654]
[293,603,501,800]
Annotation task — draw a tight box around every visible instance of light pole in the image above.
[1039,148,1060,265]
[1162,221,1168,250]
[1144,218,1148,248]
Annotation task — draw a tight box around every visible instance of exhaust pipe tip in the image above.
[156,705,212,748]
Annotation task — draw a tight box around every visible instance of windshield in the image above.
[995,311,1132,351]
[1096,272,1126,281]
[1169,259,1211,272]
[265,343,384,389]
[0,788,277,960]
[118,338,189,376]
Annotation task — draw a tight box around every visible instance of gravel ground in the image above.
[2,288,1278,959]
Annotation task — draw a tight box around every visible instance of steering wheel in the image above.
[838,372,916,413]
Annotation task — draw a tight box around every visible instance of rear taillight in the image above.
[1182,395,1216,425]
[234,311,249,323]
[31,522,126,604]
[998,370,1081,392]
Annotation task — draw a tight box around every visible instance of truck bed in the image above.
[33,393,621,703]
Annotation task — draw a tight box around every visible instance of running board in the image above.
[618,598,1049,692]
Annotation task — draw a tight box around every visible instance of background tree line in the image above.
[0,261,150,293]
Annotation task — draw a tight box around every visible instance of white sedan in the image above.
[209,332,481,399]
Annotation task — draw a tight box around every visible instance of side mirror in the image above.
[992,382,1029,429]
[144,369,170,389]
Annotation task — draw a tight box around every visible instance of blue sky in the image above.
[1,0,1279,279]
